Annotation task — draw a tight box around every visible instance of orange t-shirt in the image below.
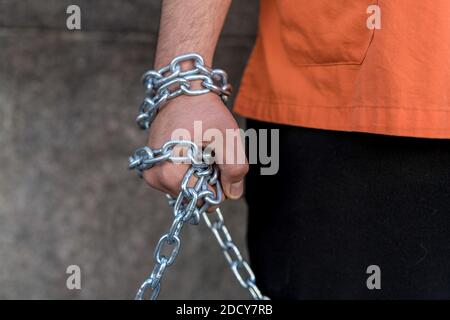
[234,0,450,138]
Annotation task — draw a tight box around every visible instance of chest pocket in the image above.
[275,0,377,66]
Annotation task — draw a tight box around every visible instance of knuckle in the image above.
[225,163,249,180]
[241,162,250,176]
[143,170,160,189]
[159,164,186,193]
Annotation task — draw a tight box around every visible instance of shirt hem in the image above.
[234,95,450,139]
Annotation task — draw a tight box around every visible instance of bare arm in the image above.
[155,0,232,68]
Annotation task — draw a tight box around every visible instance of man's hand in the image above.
[143,93,248,202]
[143,0,241,204]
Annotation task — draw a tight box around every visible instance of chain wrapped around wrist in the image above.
[136,53,232,130]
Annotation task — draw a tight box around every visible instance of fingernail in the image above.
[230,180,244,199]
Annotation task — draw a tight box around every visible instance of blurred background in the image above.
[0,0,258,299]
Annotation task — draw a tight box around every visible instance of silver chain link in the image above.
[129,142,269,300]
[130,53,267,300]
[136,53,232,130]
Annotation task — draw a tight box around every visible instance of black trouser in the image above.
[245,119,450,299]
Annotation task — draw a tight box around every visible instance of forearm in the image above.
[155,0,232,68]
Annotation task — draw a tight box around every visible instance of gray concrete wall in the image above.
[0,0,258,299]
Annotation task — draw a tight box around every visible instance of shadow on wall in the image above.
[0,0,258,299]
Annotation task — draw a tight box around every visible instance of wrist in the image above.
[136,53,231,130]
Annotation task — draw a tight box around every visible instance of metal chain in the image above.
[129,142,269,300]
[130,53,267,299]
[136,53,232,130]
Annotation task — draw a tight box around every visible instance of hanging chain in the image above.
[202,208,267,300]
[129,142,269,300]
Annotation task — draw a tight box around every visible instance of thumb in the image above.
[213,131,249,200]
[217,162,248,200]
